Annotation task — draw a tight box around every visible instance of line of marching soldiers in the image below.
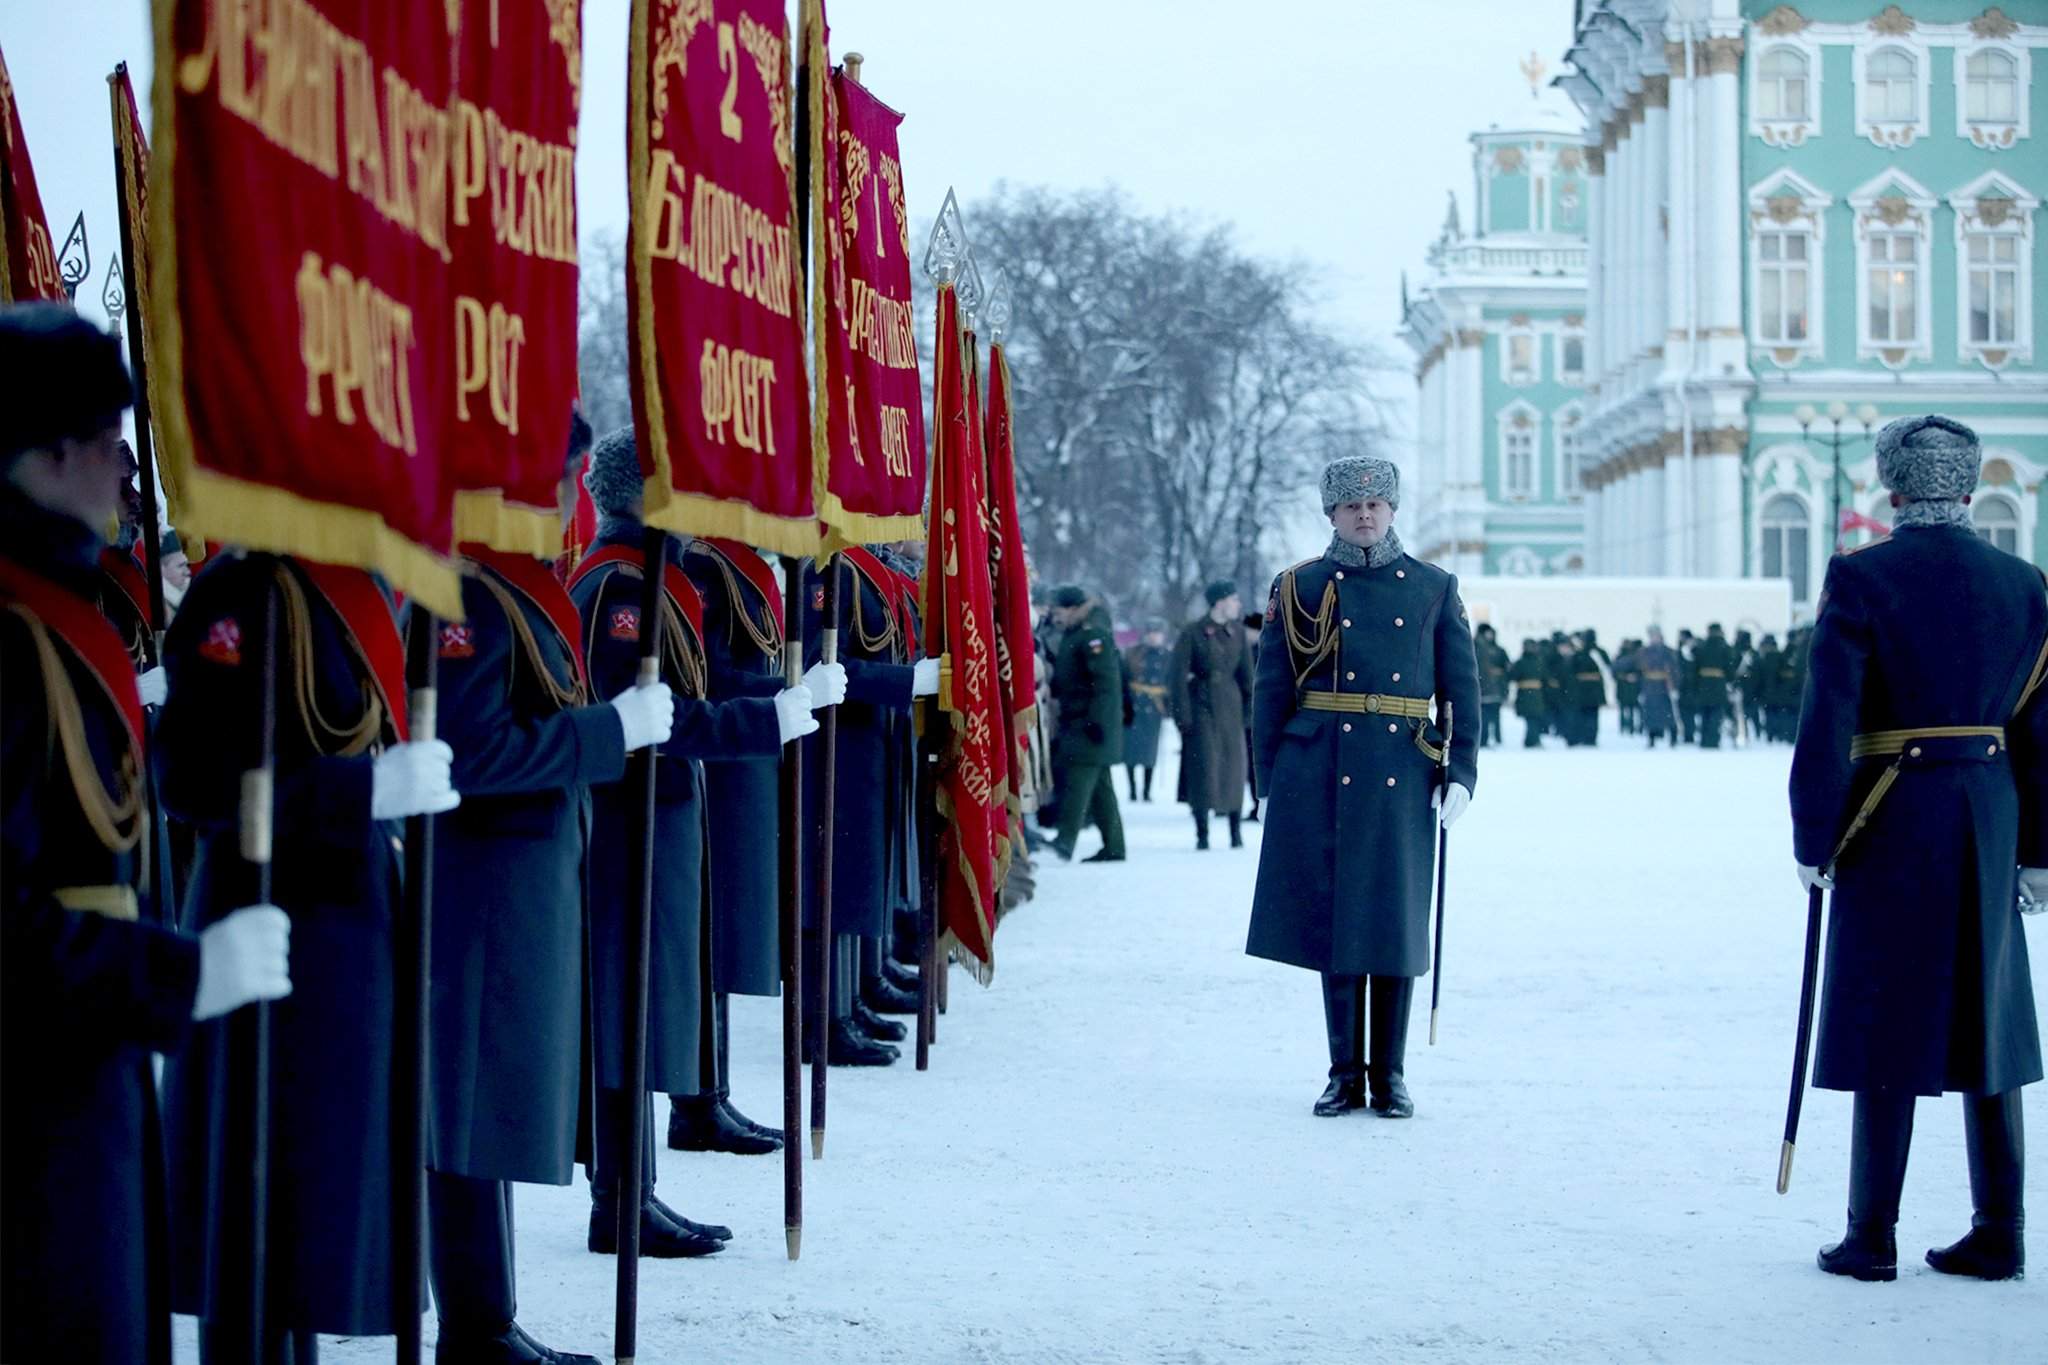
[1,306,946,1364]
[1471,621,1815,750]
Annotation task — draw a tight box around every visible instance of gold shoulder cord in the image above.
[659,594,708,700]
[849,564,899,658]
[1280,570,1338,690]
[8,604,144,857]
[476,569,588,710]
[275,564,385,757]
[706,550,782,659]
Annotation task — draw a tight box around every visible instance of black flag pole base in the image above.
[811,1129,824,1161]
[787,1225,802,1261]
[1777,1140,1797,1196]
[1429,1008,1438,1048]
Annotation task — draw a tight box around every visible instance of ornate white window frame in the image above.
[1747,169,1832,369]
[1853,30,1931,149]
[1954,28,2029,150]
[1497,399,1543,503]
[1553,401,1587,502]
[1755,484,1819,609]
[1850,169,1937,369]
[1498,546,1543,578]
[1948,171,2037,371]
[1559,321,1587,388]
[1972,490,2027,557]
[1500,323,1538,387]
[1749,33,1822,147]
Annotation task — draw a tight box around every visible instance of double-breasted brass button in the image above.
[1342,722,1352,733]
[1910,746,1923,758]
[1391,672,1402,683]
[1342,775,1352,786]
[1346,670,1357,682]
[1396,570,1406,578]
[1387,722,1398,733]
[1335,571,1346,580]
[1342,618,1353,628]
[1386,777,1397,788]
[1394,617,1404,627]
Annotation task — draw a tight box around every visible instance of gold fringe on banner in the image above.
[454,490,562,562]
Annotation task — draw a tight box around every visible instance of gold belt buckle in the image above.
[1365,695,1382,714]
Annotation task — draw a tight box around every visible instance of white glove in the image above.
[1797,862,1834,894]
[1433,782,1471,830]
[2019,868,2048,913]
[192,904,292,1021]
[370,740,461,820]
[912,657,941,698]
[609,681,675,752]
[138,665,168,707]
[775,685,820,743]
[802,661,848,709]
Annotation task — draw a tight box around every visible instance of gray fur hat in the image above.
[1875,415,1980,502]
[587,425,645,519]
[1321,456,1399,514]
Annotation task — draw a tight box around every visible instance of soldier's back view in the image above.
[1791,415,2048,1283]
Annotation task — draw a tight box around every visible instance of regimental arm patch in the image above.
[1088,637,1105,654]
[811,583,826,611]
[198,617,242,666]
[438,623,476,659]
[610,607,641,642]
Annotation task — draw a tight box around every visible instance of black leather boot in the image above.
[851,997,907,1043]
[1314,974,1366,1116]
[1928,1090,2025,1280]
[1193,810,1210,851]
[1367,975,1415,1118]
[1142,766,1154,801]
[883,955,920,993]
[1227,812,1243,849]
[1819,1090,1913,1281]
[829,1016,898,1066]
[667,1094,779,1155]
[586,1190,726,1258]
[863,972,920,1016]
[434,1321,601,1364]
[1126,766,1138,801]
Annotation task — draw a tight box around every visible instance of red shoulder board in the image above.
[98,547,152,627]
[568,544,704,648]
[696,537,785,634]
[463,545,587,684]
[296,561,410,742]
[0,555,146,757]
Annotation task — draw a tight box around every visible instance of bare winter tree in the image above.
[577,232,632,439]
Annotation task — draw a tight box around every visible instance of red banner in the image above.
[920,286,1000,971]
[802,8,926,551]
[626,0,815,555]
[448,1,584,559]
[984,342,1036,822]
[1,44,64,303]
[149,1,464,617]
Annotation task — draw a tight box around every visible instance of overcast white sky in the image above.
[3,0,1577,449]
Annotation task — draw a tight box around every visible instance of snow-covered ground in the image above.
[193,717,2047,1363]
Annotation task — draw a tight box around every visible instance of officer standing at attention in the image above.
[424,414,674,1364]
[1473,623,1509,748]
[1509,636,1548,747]
[1691,623,1736,748]
[1172,581,1254,850]
[1048,585,1127,862]
[1247,457,1478,1119]
[1,304,290,1365]
[1792,415,2048,1284]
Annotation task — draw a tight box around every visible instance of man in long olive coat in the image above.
[1048,586,1126,862]
[1791,415,2048,1284]
[1248,457,1478,1121]
[1172,581,1253,850]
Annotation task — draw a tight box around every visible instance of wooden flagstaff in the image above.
[777,559,806,1260]
[106,64,165,656]
[810,561,839,1159]
[615,528,670,1363]
[915,741,938,1070]
[394,615,438,1365]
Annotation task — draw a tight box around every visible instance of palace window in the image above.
[1967,232,2020,346]
[1758,48,1809,121]
[1503,425,1536,500]
[1507,332,1536,385]
[1560,334,1585,384]
[1556,406,1584,500]
[1865,230,1919,346]
[1975,498,2021,557]
[1760,494,1811,605]
[1867,49,1917,122]
[1756,230,1811,344]
[1966,50,2019,124]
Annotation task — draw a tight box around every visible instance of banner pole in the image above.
[394,613,438,1365]
[106,64,165,654]
[777,558,806,1259]
[809,559,839,1158]
[614,528,669,1364]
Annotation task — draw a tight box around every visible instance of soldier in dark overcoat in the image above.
[1568,631,1607,746]
[1248,457,1478,1120]
[1474,623,1509,747]
[161,548,456,1358]
[1612,639,1642,735]
[0,306,289,1365]
[1509,637,1548,747]
[1048,588,1127,861]
[1691,623,1735,748]
[1636,626,1681,747]
[571,429,836,1256]
[1172,581,1254,849]
[1123,620,1172,801]
[799,547,940,1064]
[671,536,788,1147]
[425,416,662,1363]
[1791,416,2048,1283]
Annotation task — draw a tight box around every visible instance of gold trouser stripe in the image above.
[1300,691,1433,719]
[1696,668,1727,678]
[1830,725,2008,868]
[1643,671,1671,681]
[1575,672,1602,682]
[1848,725,2005,761]
[54,884,140,920]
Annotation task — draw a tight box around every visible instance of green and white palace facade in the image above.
[1401,105,1593,578]
[1543,0,2047,615]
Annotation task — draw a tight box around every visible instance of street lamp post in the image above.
[1795,401,1881,551]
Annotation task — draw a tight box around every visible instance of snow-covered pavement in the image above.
[217,723,2046,1363]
